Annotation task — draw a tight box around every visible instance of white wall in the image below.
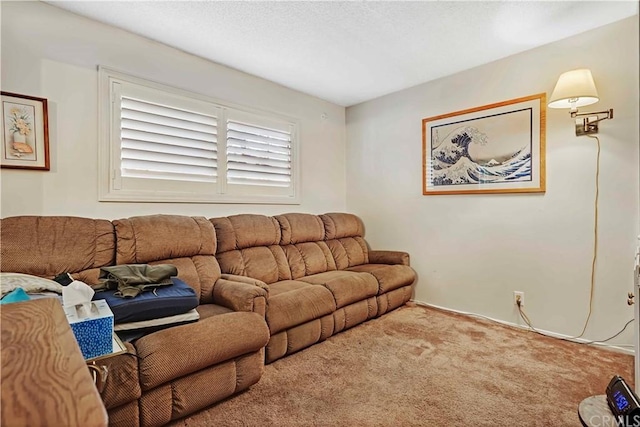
[346,17,640,346]
[0,1,346,218]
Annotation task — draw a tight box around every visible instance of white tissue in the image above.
[62,280,95,314]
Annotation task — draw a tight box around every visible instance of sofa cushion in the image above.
[211,214,281,252]
[114,215,216,264]
[0,216,115,285]
[135,311,269,390]
[346,264,416,294]
[321,213,365,239]
[196,303,233,320]
[325,237,369,269]
[298,271,379,308]
[268,280,309,297]
[212,214,291,285]
[282,241,337,279]
[319,213,372,269]
[215,246,291,284]
[276,213,324,244]
[270,214,339,279]
[266,281,336,334]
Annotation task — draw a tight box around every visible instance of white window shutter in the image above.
[226,120,292,188]
[120,97,217,183]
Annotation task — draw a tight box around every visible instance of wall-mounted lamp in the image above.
[547,69,613,351]
[548,69,613,136]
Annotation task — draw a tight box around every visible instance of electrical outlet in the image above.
[514,291,524,307]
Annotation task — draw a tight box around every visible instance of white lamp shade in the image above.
[548,69,599,109]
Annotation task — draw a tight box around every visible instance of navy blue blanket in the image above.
[94,277,198,324]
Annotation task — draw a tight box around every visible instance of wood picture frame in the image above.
[1,92,50,170]
[422,93,546,195]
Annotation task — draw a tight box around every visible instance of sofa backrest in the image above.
[274,213,337,279]
[211,214,292,284]
[0,216,116,285]
[1,212,370,292]
[212,212,369,283]
[320,213,369,269]
[113,215,219,304]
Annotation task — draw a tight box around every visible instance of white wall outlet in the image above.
[514,291,524,307]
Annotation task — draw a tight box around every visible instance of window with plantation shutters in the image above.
[99,67,299,204]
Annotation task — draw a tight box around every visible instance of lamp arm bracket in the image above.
[570,108,614,120]
[586,115,612,126]
[571,108,614,136]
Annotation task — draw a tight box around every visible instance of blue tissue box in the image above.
[63,299,114,360]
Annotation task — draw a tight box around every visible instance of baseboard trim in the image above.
[411,299,634,356]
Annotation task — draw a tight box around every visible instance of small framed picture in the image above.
[1,92,50,170]
[422,93,546,195]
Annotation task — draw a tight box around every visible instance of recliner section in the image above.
[0,215,271,427]
[211,212,417,363]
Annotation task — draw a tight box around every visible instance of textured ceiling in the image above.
[48,1,638,106]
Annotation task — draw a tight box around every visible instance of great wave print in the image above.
[430,125,532,186]
[422,95,544,195]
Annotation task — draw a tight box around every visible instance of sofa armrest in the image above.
[220,274,269,292]
[368,250,410,266]
[213,278,268,316]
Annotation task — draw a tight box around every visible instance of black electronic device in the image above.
[606,376,640,426]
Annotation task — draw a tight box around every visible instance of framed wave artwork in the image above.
[422,93,546,195]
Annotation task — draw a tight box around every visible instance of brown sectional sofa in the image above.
[0,212,416,426]
[211,212,416,363]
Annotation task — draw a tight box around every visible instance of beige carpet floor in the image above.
[170,303,633,427]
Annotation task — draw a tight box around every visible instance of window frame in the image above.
[98,67,300,204]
